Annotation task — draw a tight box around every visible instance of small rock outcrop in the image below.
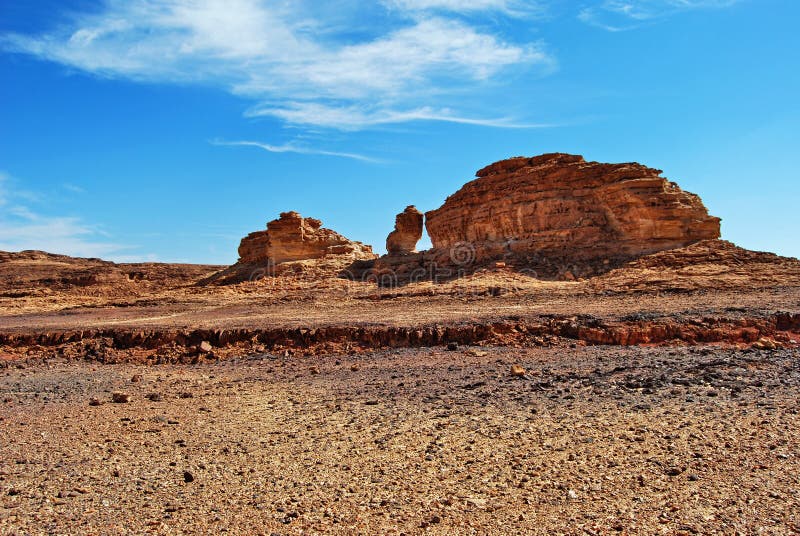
[424,153,721,263]
[238,211,374,264]
[386,206,424,255]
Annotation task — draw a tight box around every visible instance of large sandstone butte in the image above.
[424,153,721,264]
[386,205,424,255]
[238,211,374,264]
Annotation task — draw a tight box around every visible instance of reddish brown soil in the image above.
[2,346,798,534]
[1,242,799,534]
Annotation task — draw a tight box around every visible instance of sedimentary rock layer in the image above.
[1,311,797,363]
[238,211,374,264]
[424,153,721,263]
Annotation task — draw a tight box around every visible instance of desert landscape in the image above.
[1,154,799,534]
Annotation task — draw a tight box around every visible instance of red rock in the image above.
[424,153,720,264]
[237,211,375,264]
[386,206,424,255]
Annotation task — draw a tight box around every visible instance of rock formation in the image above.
[238,211,375,265]
[204,211,375,285]
[386,206,424,255]
[424,153,721,264]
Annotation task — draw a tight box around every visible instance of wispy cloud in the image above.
[1,0,552,130]
[382,0,545,17]
[0,171,144,260]
[211,139,379,163]
[62,183,86,194]
[244,102,552,130]
[579,0,742,31]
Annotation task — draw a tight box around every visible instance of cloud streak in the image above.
[1,0,552,130]
[211,139,379,163]
[382,0,545,17]
[0,171,141,260]
[244,103,552,130]
[579,0,742,31]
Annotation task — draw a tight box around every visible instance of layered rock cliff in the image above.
[205,212,374,284]
[424,153,721,263]
[238,211,374,264]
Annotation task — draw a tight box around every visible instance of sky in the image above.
[0,0,798,264]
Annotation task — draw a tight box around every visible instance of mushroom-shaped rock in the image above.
[386,206,424,255]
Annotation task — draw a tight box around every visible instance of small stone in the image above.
[198,341,213,353]
[111,392,131,404]
[465,497,487,509]
[665,467,683,476]
[350,363,360,372]
[88,397,102,406]
[567,489,578,500]
[183,471,194,483]
[446,342,459,351]
[309,366,320,375]
[146,393,163,402]
[687,474,699,481]
[130,374,143,383]
[756,337,777,350]
[178,392,193,398]
[510,364,526,377]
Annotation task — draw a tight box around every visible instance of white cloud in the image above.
[579,0,742,31]
[0,171,141,260]
[383,0,544,16]
[246,102,551,130]
[211,139,379,163]
[1,0,551,130]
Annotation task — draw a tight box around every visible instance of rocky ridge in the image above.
[424,153,721,265]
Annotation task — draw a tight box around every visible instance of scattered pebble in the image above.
[111,392,131,404]
[511,364,526,377]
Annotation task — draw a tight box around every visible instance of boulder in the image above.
[386,205,424,255]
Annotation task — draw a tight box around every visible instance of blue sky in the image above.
[1,0,798,263]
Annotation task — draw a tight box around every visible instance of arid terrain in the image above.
[1,240,799,535]
[2,155,800,534]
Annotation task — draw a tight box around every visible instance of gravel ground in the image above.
[2,345,799,535]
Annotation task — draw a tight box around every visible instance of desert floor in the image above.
[2,344,799,535]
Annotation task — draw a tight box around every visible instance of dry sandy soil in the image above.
[2,346,799,535]
[1,241,800,534]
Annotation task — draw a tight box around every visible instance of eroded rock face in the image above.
[238,211,374,264]
[425,153,721,263]
[386,206,424,255]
